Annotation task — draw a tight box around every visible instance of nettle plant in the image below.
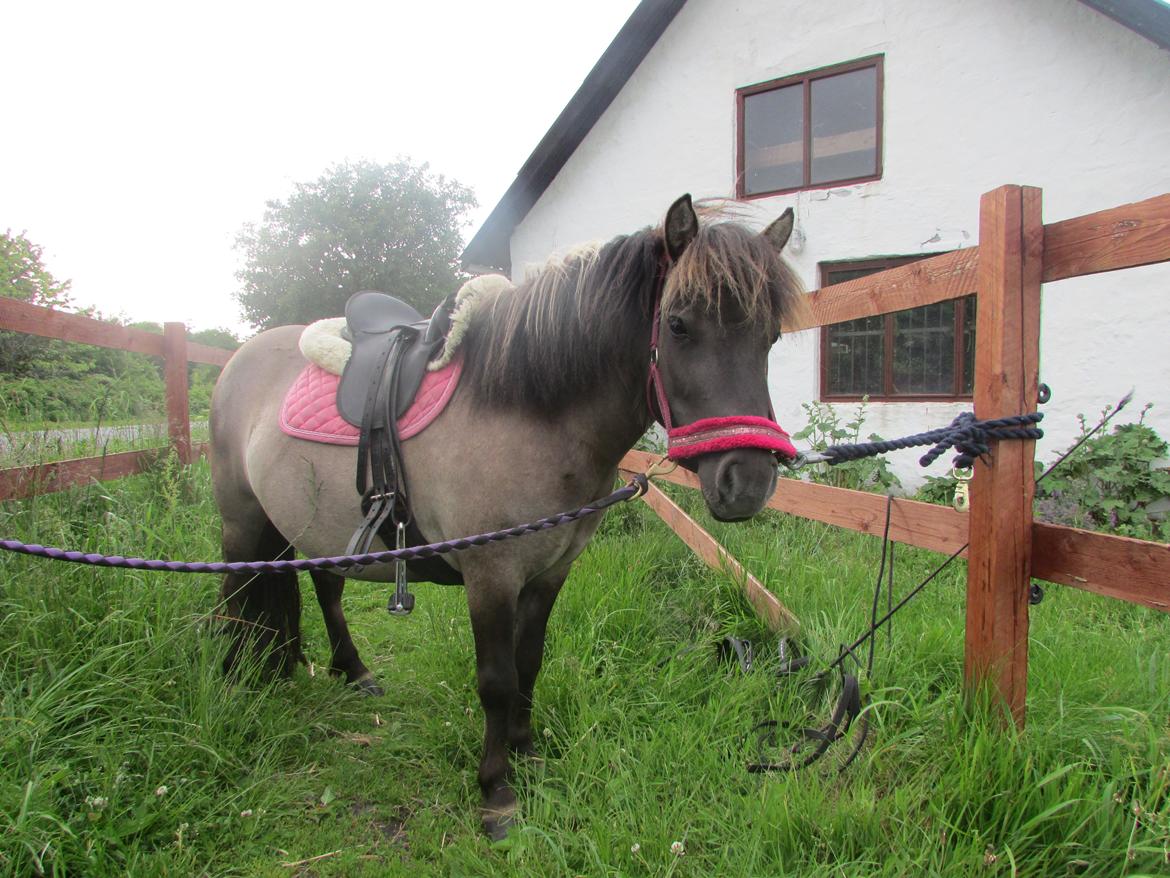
[916,402,1170,541]
[790,399,901,493]
[1035,402,1170,541]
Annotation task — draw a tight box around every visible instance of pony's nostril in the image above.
[716,458,742,503]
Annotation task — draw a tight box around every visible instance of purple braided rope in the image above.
[0,475,649,575]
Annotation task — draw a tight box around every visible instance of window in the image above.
[737,56,883,198]
[820,257,976,401]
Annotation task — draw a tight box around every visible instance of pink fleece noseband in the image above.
[646,256,795,464]
[666,415,796,461]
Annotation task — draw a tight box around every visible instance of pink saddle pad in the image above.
[280,357,463,446]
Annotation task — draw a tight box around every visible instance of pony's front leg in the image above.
[466,570,522,840]
[510,569,567,756]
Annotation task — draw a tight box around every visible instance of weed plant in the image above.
[789,400,901,493]
[0,464,1166,875]
[919,402,1170,543]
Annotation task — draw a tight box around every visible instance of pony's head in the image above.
[652,195,802,522]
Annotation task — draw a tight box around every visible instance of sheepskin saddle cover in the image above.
[280,274,511,446]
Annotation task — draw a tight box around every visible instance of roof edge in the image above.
[1077,0,1170,51]
[461,0,687,272]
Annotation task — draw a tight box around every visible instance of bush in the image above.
[1034,403,1170,541]
[1,372,163,423]
[911,402,1170,542]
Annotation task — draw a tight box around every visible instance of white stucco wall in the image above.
[507,0,1170,489]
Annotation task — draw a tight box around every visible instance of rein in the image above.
[0,475,650,575]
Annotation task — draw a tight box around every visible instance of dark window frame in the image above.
[736,55,884,200]
[819,256,976,403]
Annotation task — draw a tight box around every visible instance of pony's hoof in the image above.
[352,672,385,697]
[482,809,515,842]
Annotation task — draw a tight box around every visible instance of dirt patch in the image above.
[349,799,409,850]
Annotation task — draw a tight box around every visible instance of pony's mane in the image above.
[461,215,803,414]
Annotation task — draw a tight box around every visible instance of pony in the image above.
[209,195,802,838]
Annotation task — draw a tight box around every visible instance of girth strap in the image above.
[342,315,465,604]
[345,326,416,613]
[346,327,407,543]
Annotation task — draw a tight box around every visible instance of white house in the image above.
[463,0,1170,488]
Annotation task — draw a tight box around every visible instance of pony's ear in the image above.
[664,194,699,261]
[762,208,795,252]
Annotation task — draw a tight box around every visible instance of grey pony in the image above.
[209,194,801,839]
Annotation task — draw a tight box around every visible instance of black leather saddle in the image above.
[335,290,464,599]
[336,290,455,427]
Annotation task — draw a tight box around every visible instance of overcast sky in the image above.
[1,1,640,335]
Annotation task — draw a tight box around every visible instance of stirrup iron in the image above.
[388,521,415,616]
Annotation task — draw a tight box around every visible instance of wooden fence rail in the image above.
[0,302,233,500]
[626,184,1170,727]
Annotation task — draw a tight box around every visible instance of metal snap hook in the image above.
[951,465,973,512]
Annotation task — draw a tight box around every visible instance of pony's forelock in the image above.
[662,220,803,332]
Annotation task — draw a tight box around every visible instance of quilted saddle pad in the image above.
[280,356,463,446]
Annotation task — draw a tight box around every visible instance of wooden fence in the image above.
[622,184,1170,727]
[2,184,1168,727]
[0,299,233,500]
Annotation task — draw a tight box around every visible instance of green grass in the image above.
[1,464,1167,876]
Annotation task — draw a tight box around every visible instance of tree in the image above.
[190,327,242,350]
[234,159,477,329]
[0,231,74,378]
[188,327,242,415]
[0,230,72,308]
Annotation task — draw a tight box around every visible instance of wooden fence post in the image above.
[964,185,1043,727]
[163,322,192,465]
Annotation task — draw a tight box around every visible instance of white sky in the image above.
[1,0,640,336]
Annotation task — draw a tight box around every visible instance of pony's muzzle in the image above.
[696,448,778,522]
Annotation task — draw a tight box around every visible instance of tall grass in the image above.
[0,465,1166,876]
[0,420,210,468]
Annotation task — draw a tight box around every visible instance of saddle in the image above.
[337,291,455,427]
[337,291,463,607]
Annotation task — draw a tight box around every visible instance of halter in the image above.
[646,250,797,464]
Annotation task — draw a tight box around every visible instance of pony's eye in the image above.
[667,316,688,338]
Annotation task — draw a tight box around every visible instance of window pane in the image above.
[826,316,884,396]
[826,266,883,285]
[893,302,954,394]
[743,84,803,195]
[962,295,977,395]
[810,67,877,185]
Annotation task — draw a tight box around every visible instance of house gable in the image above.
[463,0,1170,272]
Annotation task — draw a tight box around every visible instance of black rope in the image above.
[747,391,1131,774]
[745,496,900,773]
[821,411,1044,470]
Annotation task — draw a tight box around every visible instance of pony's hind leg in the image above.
[219,516,305,680]
[309,570,384,696]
